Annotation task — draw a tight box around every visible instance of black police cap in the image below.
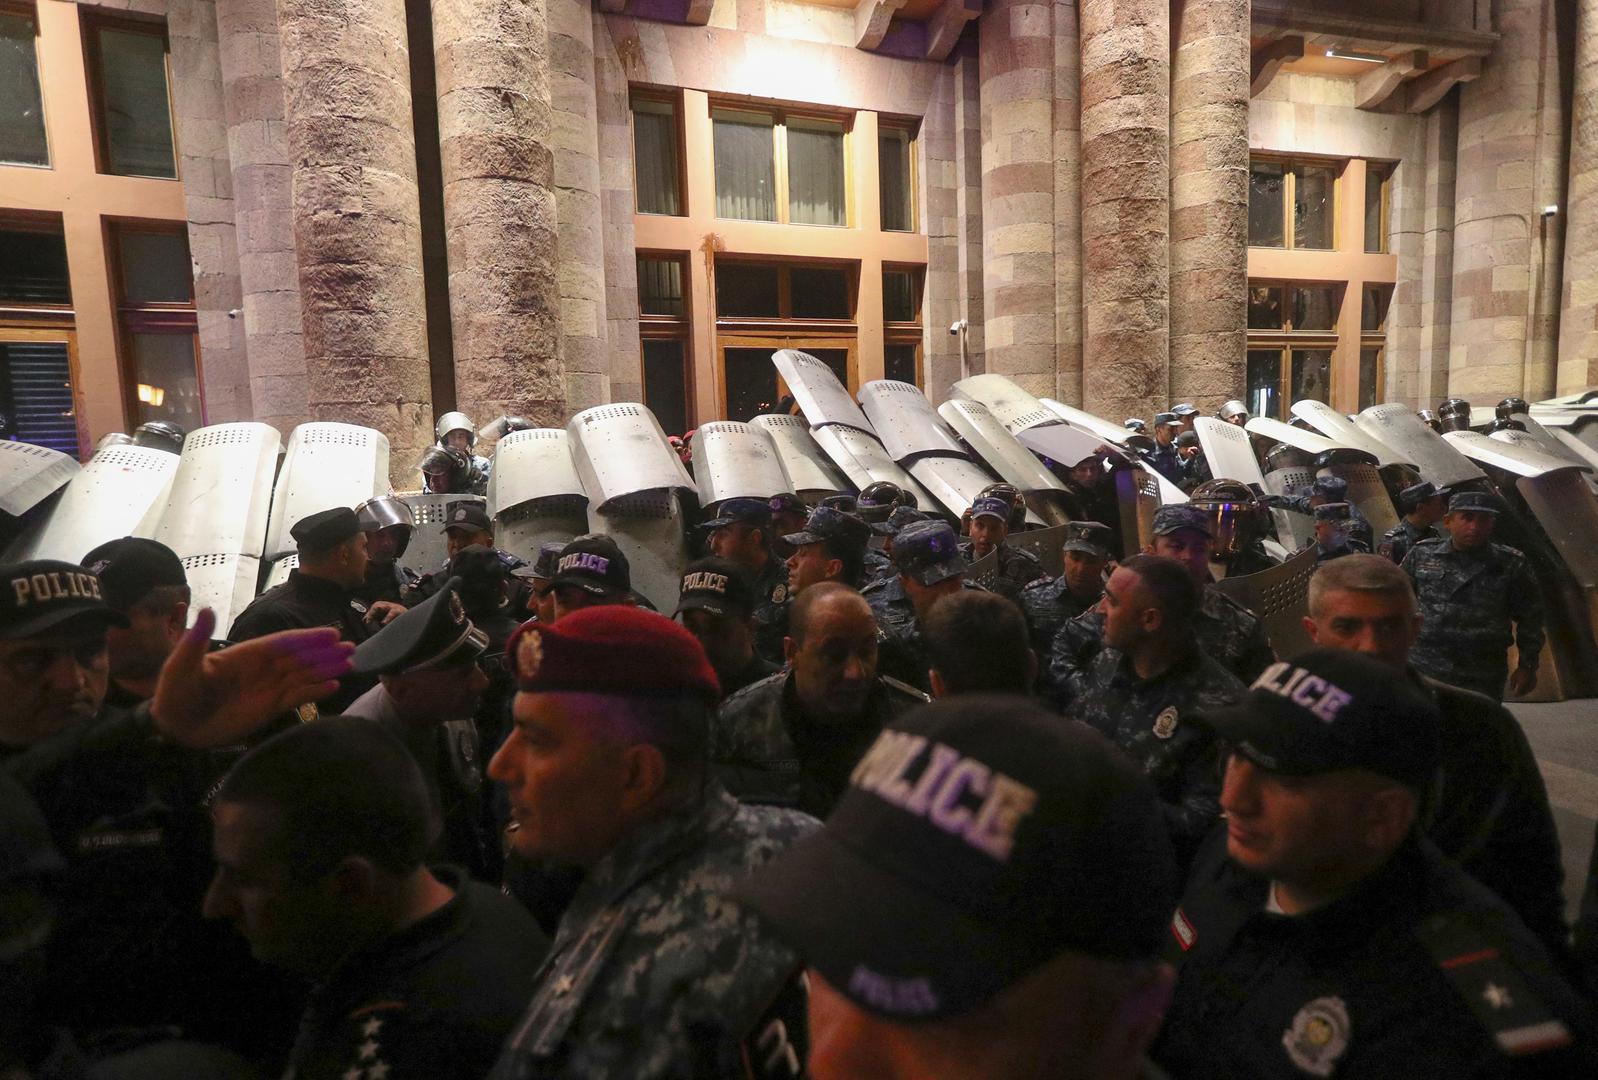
[441,500,492,534]
[675,556,758,619]
[81,537,186,613]
[291,507,361,553]
[350,579,487,677]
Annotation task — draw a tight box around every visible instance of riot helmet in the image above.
[1417,408,1442,432]
[418,445,470,493]
[1188,478,1262,560]
[1264,440,1313,473]
[978,482,1027,531]
[479,415,534,442]
[857,481,907,522]
[132,421,185,455]
[1218,400,1249,425]
[435,411,476,451]
[95,432,135,452]
[1495,397,1530,420]
[356,495,415,560]
[1437,397,1473,432]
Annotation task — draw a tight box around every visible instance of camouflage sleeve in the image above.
[1165,741,1222,848]
[1237,613,1275,684]
[1042,613,1103,711]
[1508,555,1546,670]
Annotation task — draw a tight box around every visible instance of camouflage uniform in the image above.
[1379,518,1445,565]
[488,786,816,1080]
[958,539,1045,603]
[711,670,928,817]
[1062,646,1245,857]
[1402,538,1545,701]
[1018,576,1102,663]
[749,556,791,665]
[862,575,978,692]
[1311,537,1370,565]
[861,547,896,585]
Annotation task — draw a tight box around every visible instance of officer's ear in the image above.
[618,742,668,812]
[783,634,798,665]
[1302,615,1321,643]
[825,557,843,581]
[164,600,190,642]
[326,855,380,905]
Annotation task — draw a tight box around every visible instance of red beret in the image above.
[508,606,721,702]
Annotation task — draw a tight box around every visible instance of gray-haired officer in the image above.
[863,520,978,693]
[342,581,498,881]
[1380,480,1448,565]
[1311,502,1367,564]
[1019,520,1112,661]
[784,505,873,593]
[676,556,779,700]
[960,495,1045,603]
[1402,491,1546,701]
[703,497,791,664]
[1155,650,1595,1079]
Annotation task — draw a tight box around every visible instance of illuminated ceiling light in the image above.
[1324,48,1388,64]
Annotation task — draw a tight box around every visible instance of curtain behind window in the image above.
[788,120,845,227]
[632,101,680,215]
[714,111,776,221]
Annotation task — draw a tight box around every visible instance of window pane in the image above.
[809,348,849,388]
[715,262,780,317]
[118,230,192,303]
[1359,348,1381,410]
[1,340,77,457]
[643,339,688,436]
[1294,165,1335,249]
[632,99,681,216]
[713,111,776,222]
[725,346,778,422]
[0,225,71,305]
[1248,162,1285,247]
[1247,284,1284,329]
[638,257,684,317]
[1364,166,1387,253]
[1290,349,1332,405]
[94,26,176,179]
[129,332,202,431]
[1292,285,1338,332]
[787,118,846,227]
[1361,284,1391,333]
[0,12,48,167]
[879,127,913,232]
[883,270,919,323]
[885,343,918,386]
[1246,349,1282,420]
[790,266,850,320]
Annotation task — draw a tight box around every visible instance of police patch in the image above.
[516,629,543,679]
[1282,996,1350,1077]
[771,583,787,605]
[1153,706,1178,739]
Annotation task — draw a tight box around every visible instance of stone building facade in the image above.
[0,0,1592,476]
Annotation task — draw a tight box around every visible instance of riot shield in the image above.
[1518,469,1598,590]
[1007,521,1071,577]
[691,421,792,507]
[1262,463,1316,550]
[264,423,390,561]
[749,415,850,501]
[1441,431,1587,478]
[487,428,585,516]
[1290,401,1412,468]
[857,380,966,461]
[494,501,588,565]
[1244,416,1342,457]
[906,456,1011,521]
[948,374,1060,435]
[1040,399,1134,447]
[588,494,692,614]
[773,349,872,433]
[1194,417,1267,488]
[809,425,938,512]
[1322,462,1398,537]
[6,444,178,563]
[964,548,1000,590]
[936,398,1066,493]
[567,403,695,512]
[262,554,298,593]
[1211,546,1318,660]
[1015,423,1115,471]
[1495,413,1591,471]
[0,441,79,517]
[1354,404,1485,488]
[1113,467,1163,558]
[398,493,485,578]
[1551,429,1598,477]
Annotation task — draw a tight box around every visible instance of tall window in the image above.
[1359,285,1392,411]
[715,259,855,421]
[878,123,915,232]
[1364,163,1392,254]
[111,223,201,431]
[0,5,48,167]
[1245,282,1341,419]
[631,95,682,216]
[883,266,922,386]
[1249,158,1337,249]
[86,15,177,179]
[1,218,80,456]
[712,106,848,227]
[637,253,690,436]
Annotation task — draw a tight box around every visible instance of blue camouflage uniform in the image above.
[1380,517,1445,565]
[1018,576,1101,662]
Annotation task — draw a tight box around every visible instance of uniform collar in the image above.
[288,568,353,597]
[1224,835,1429,941]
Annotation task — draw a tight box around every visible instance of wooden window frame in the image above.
[80,9,178,180]
[0,212,73,324]
[0,1,51,169]
[1249,154,1342,252]
[637,250,693,428]
[1364,162,1393,254]
[629,89,687,218]
[710,102,854,228]
[0,324,87,456]
[107,218,203,429]
[882,263,923,386]
[1246,279,1343,419]
[877,119,918,234]
[718,333,858,420]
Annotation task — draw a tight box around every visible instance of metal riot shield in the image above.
[7,444,178,563]
[1551,429,1598,478]
[936,398,1067,494]
[1040,399,1135,447]
[1112,467,1163,558]
[1354,404,1486,489]
[857,380,966,461]
[948,374,1061,435]
[749,415,850,501]
[1497,411,1591,470]
[398,493,486,578]
[487,428,586,516]
[809,425,938,512]
[1194,417,1267,488]
[567,403,695,512]
[1323,461,1399,538]
[907,456,1012,521]
[1441,431,1586,478]
[262,553,298,593]
[588,493,692,614]
[773,349,873,433]
[1211,546,1319,660]
[494,501,588,565]
[1290,400,1412,468]
[264,423,390,561]
[0,440,79,517]
[1015,422,1115,471]
[1262,463,1316,551]
[691,421,792,507]
[964,548,1000,590]
[1007,521,1072,577]
[1244,416,1343,458]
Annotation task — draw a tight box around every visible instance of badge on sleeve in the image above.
[1282,996,1350,1077]
[1152,706,1179,739]
[516,628,543,679]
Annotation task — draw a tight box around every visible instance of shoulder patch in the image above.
[1419,913,1572,1057]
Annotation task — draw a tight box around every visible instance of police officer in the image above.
[229,507,384,712]
[675,556,780,700]
[960,494,1046,602]
[713,582,926,816]
[1218,399,1250,426]
[342,581,498,881]
[204,718,547,1080]
[355,495,421,605]
[863,519,976,693]
[510,540,565,624]
[545,534,636,621]
[1177,430,1212,489]
[410,500,527,607]
[1019,520,1113,660]
[1271,473,1374,549]
[1188,479,1279,577]
[1171,401,1200,435]
[1154,650,1594,1079]
[1060,554,1245,863]
[1402,491,1545,701]
[1310,502,1367,564]
[435,410,493,491]
[767,492,810,559]
[702,497,790,664]
[82,536,190,709]
[783,505,874,593]
[487,606,815,1078]
[419,445,480,495]
[1380,479,1448,565]
[1148,412,1186,486]
[867,505,922,582]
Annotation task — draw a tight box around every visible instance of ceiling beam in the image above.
[1401,55,1484,113]
[856,0,910,51]
[925,0,981,63]
[1251,35,1304,97]
[684,0,715,25]
[1355,49,1426,111]
[1252,0,1497,57]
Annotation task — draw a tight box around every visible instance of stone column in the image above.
[1052,0,1082,405]
[1079,0,1169,421]
[1168,0,1247,411]
[216,0,305,432]
[276,0,433,476]
[979,0,1058,400]
[432,0,565,427]
[1559,0,1598,394]
[594,15,642,403]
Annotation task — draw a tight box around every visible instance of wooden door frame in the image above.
[0,324,87,455]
